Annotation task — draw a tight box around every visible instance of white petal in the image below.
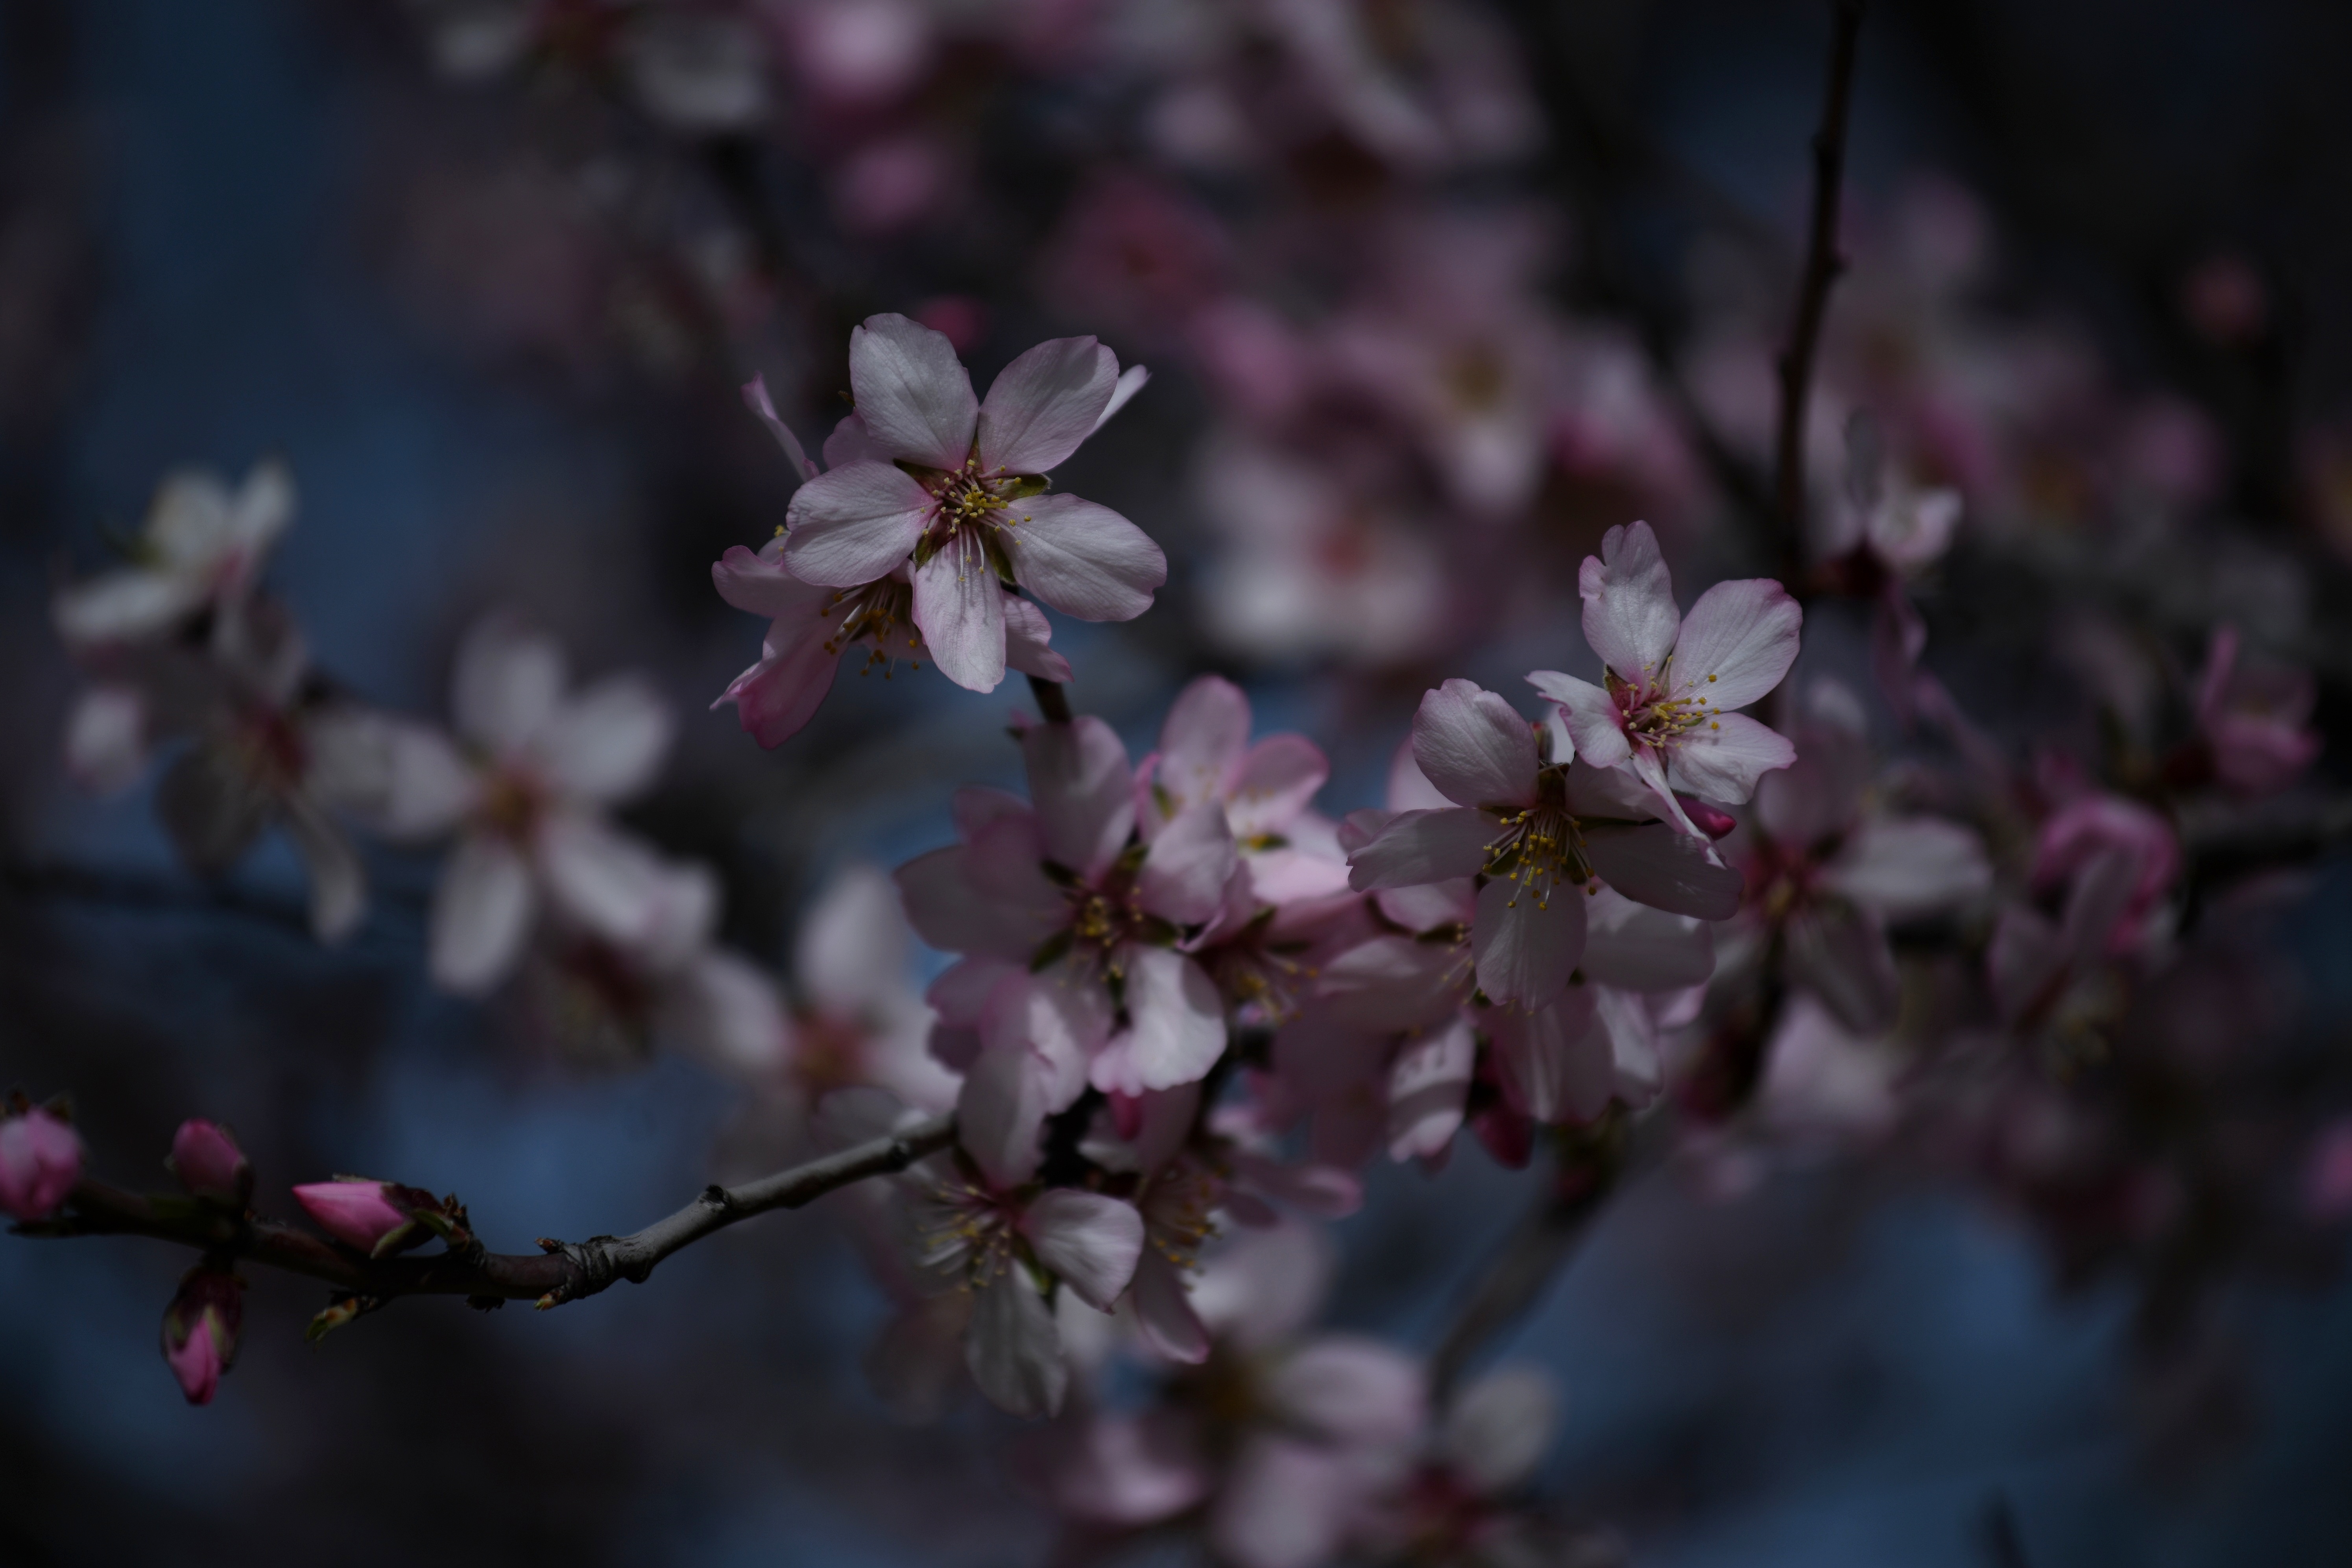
[1138,802,1238,926]
[1410,678,1536,809]
[1024,1189,1144,1311]
[1090,363,1151,435]
[1439,1366,1558,1493]
[1579,887,1715,991]
[1265,1336,1427,1448]
[1387,1016,1474,1160]
[848,312,978,470]
[657,950,787,1077]
[740,373,818,481]
[431,833,536,994]
[1130,1249,1211,1364]
[1001,493,1165,622]
[1487,986,1607,1122]
[1527,670,1627,769]
[452,613,566,754]
[1121,946,1227,1090]
[64,685,149,795]
[1667,577,1802,711]
[794,862,912,1016]
[1155,675,1252,815]
[1785,903,1900,1036]
[781,462,934,587]
[1023,716,1135,882]
[956,1038,1058,1189]
[1000,593,1071,682]
[1664,712,1796,804]
[1584,823,1743,920]
[977,336,1118,475]
[1346,806,1494,891]
[284,795,367,944]
[1823,817,1993,920]
[1473,875,1585,1009]
[966,1269,1067,1418]
[1577,519,1679,684]
[534,674,673,804]
[910,538,1008,692]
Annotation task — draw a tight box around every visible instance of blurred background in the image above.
[5,0,2352,1562]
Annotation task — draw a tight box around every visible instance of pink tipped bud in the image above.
[1676,795,1739,840]
[0,1106,84,1222]
[168,1119,253,1208]
[160,1266,243,1406]
[294,1179,419,1256]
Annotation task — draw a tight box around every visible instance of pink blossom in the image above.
[899,718,1235,1095]
[1346,678,1742,1010]
[52,462,293,651]
[1529,520,1801,833]
[293,1180,419,1257]
[159,1266,242,1407]
[0,1107,83,1221]
[2193,624,2321,796]
[167,1119,253,1208]
[779,314,1163,693]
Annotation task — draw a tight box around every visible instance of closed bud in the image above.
[0,1105,84,1222]
[160,1265,243,1405]
[293,1178,425,1256]
[167,1119,253,1208]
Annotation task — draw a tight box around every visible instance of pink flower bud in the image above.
[293,1179,418,1256]
[167,1119,253,1208]
[0,1106,84,1222]
[1675,795,1739,840]
[160,1266,242,1406]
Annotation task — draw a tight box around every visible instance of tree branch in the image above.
[17,1114,956,1316]
[1772,0,1866,575]
[1027,673,1074,724]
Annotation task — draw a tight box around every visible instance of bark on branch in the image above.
[18,1114,955,1315]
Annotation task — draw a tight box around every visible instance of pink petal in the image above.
[982,970,1111,1106]
[1121,946,1228,1090]
[1667,577,1802,711]
[1015,1404,1208,1522]
[1526,670,1628,768]
[910,539,1008,692]
[1346,806,1494,891]
[1664,712,1796,805]
[535,675,673,804]
[1822,817,1992,920]
[966,1269,1066,1417]
[977,336,1119,475]
[1583,824,1743,920]
[1386,739,1451,811]
[1579,888,1716,991]
[793,862,910,1017]
[1001,493,1165,621]
[781,462,934,587]
[1000,593,1071,682]
[1410,679,1536,809]
[1091,363,1151,434]
[1472,874,1586,1009]
[1488,986,1610,1123]
[1266,1335,1427,1448]
[823,409,887,467]
[430,833,535,994]
[656,950,788,1077]
[1024,716,1136,882]
[1578,519,1680,685]
[714,620,842,748]
[1315,935,1467,1032]
[0,1110,83,1221]
[712,539,830,620]
[847,312,978,469]
[741,373,818,481]
[957,1039,1059,1189]
[1156,675,1252,814]
[1226,734,1329,838]
[452,612,565,754]
[1387,1016,1474,1160]
[1131,1249,1212,1365]
[1023,1188,1144,1311]
[1211,1437,1354,1568]
[1139,802,1239,926]
[1753,721,1871,849]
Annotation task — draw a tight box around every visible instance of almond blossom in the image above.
[777,313,1162,693]
[898,717,1236,1098]
[1346,678,1741,1011]
[1529,519,1801,835]
[712,376,1073,746]
[329,613,681,995]
[51,461,293,653]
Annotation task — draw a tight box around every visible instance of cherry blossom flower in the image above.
[329,613,681,995]
[899,717,1236,1097]
[0,1106,83,1221]
[778,314,1163,693]
[51,462,292,652]
[903,1042,1146,1417]
[1346,678,1742,1010]
[1529,520,1801,835]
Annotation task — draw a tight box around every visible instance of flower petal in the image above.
[966,1269,1067,1418]
[958,1038,1058,1189]
[1785,902,1900,1036]
[1822,817,1993,920]
[1387,1016,1475,1160]
[1526,670,1627,769]
[1486,984,1605,1122]
[1001,593,1071,682]
[1583,823,1743,920]
[431,833,536,994]
[1346,807,1494,891]
[452,613,565,754]
[848,312,978,469]
[1131,1250,1211,1365]
[1156,675,1252,815]
[1410,679,1535,809]
[535,674,673,803]
[1024,716,1136,882]
[1440,1367,1558,1494]
[741,373,818,482]
[1139,802,1239,926]
[712,539,830,620]
[911,538,1009,692]
[1121,946,1228,1090]
[781,462,933,587]
[1024,1189,1144,1311]
[1091,363,1151,435]
[794,862,910,1016]
[1578,519,1679,684]
[1001,493,1165,622]
[978,336,1119,475]
[1667,577,1802,711]
[1472,874,1586,1009]
[714,620,842,748]
[1664,712,1796,804]
[1579,887,1716,991]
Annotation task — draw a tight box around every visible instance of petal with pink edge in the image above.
[782,462,934,587]
[1024,1189,1144,1311]
[1487,985,1606,1122]
[911,540,1008,692]
[714,622,841,748]
[1001,593,1071,682]
[1001,493,1165,622]
[1410,679,1536,809]
[848,312,978,470]
[1387,1016,1475,1161]
[1131,1249,1211,1365]
[1577,519,1679,684]
[1667,577,1802,711]
[1526,669,1628,769]
[958,1039,1058,1188]
[712,539,830,620]
[1665,712,1796,804]
[978,336,1119,475]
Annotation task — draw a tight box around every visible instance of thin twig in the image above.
[1772,0,1866,574]
[18,1114,956,1313]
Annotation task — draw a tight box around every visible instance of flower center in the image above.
[916,1177,1020,1291]
[1610,658,1724,748]
[1482,769,1592,911]
[825,577,923,676]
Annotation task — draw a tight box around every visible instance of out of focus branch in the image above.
[1028,673,1074,724]
[20,1114,955,1317]
[1772,0,1866,574]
